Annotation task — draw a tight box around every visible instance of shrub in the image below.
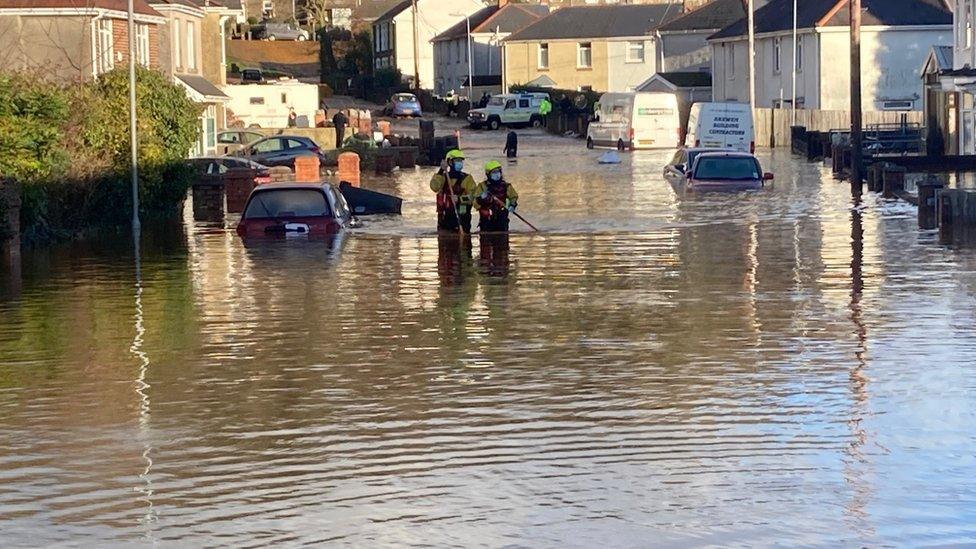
[0,68,201,241]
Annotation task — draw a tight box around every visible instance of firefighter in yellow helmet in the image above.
[474,160,519,232]
[430,149,477,233]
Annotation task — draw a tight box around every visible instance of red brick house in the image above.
[0,0,165,81]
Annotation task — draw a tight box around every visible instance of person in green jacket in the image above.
[539,96,552,125]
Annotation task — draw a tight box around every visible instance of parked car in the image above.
[587,92,680,151]
[467,93,548,130]
[384,93,422,118]
[233,135,326,169]
[236,183,357,238]
[663,147,736,186]
[188,156,271,185]
[685,102,755,153]
[216,130,264,155]
[683,152,772,192]
[241,68,264,83]
[254,23,309,41]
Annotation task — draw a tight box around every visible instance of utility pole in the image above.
[850,0,863,195]
[127,0,140,230]
[791,0,797,125]
[748,0,756,112]
[411,0,420,90]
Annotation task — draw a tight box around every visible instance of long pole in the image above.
[465,15,472,101]
[128,0,140,230]
[748,0,756,112]
[411,0,420,90]
[791,0,797,125]
[850,0,863,195]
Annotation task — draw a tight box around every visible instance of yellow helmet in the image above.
[484,160,503,173]
[445,149,465,161]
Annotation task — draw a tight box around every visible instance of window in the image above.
[136,24,150,67]
[286,138,308,149]
[253,138,285,153]
[579,85,593,92]
[281,93,288,104]
[454,41,460,63]
[173,20,181,69]
[204,105,216,150]
[968,3,974,49]
[626,41,645,63]
[95,19,114,75]
[249,97,265,105]
[538,43,549,69]
[796,36,803,72]
[727,43,735,79]
[577,42,592,69]
[505,99,516,109]
[186,20,196,70]
[519,99,529,108]
[773,37,781,73]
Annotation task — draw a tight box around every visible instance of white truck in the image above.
[467,92,550,130]
[586,92,681,150]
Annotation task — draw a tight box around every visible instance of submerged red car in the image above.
[685,152,773,191]
[236,183,357,238]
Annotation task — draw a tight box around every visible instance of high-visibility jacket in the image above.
[430,170,477,213]
[539,99,552,116]
[474,180,518,215]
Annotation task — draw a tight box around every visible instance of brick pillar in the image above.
[192,180,225,222]
[224,169,256,213]
[294,155,321,182]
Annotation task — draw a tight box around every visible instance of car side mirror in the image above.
[763,172,774,181]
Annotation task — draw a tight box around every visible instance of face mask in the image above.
[451,161,463,172]
[489,172,502,182]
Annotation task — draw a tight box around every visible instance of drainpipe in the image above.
[219,15,230,85]
[656,30,663,72]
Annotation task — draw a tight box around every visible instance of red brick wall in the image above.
[111,18,160,68]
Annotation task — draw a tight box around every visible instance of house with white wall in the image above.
[709,0,952,111]
[431,1,548,98]
[372,0,484,90]
[924,0,976,155]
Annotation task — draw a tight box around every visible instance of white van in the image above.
[685,102,755,153]
[586,92,680,150]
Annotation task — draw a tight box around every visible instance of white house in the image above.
[372,0,483,90]
[655,0,745,73]
[431,1,548,98]
[924,0,976,155]
[708,0,953,111]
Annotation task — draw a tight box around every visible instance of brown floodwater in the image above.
[2,136,976,546]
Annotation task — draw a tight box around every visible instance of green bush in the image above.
[0,68,202,241]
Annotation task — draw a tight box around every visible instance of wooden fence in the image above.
[754,108,924,148]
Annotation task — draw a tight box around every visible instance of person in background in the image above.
[445,89,458,117]
[539,96,552,125]
[504,131,518,160]
[287,107,297,127]
[430,149,477,233]
[332,109,348,148]
[475,160,519,233]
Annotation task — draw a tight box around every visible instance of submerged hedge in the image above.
[0,68,201,241]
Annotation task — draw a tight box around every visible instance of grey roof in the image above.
[711,0,951,40]
[374,0,412,24]
[658,0,745,33]
[657,71,713,88]
[930,45,953,72]
[177,74,228,99]
[525,74,557,87]
[504,4,682,42]
[432,4,548,42]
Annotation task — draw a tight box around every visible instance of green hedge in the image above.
[0,68,201,241]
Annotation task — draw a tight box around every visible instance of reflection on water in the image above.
[2,149,976,545]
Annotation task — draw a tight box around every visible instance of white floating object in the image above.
[598,150,621,164]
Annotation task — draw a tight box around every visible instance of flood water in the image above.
[2,134,976,546]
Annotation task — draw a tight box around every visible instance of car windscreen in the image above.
[488,97,505,107]
[243,189,331,219]
[693,157,760,180]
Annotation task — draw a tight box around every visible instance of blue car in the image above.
[385,93,422,118]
